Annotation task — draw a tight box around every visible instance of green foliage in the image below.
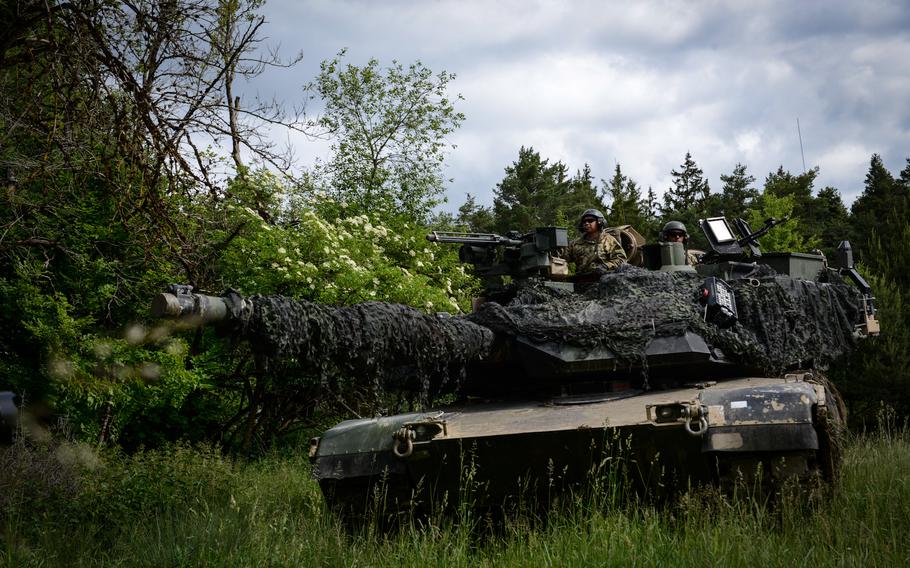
[1,2,475,450]
[832,222,910,425]
[308,51,464,220]
[748,192,820,253]
[717,162,759,220]
[659,152,713,249]
[603,164,649,230]
[217,176,476,313]
[491,147,606,234]
[812,186,851,256]
[758,166,851,255]
[454,193,496,232]
[850,154,910,264]
[662,151,711,214]
[3,432,910,566]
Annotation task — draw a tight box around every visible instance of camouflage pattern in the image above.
[557,230,627,274]
[686,250,700,266]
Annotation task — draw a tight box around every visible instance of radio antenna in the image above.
[796,118,807,173]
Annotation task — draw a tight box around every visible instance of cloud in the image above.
[256,0,910,212]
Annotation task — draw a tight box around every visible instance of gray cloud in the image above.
[251,0,910,211]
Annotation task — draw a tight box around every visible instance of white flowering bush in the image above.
[217,191,478,313]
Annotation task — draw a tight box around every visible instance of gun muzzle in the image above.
[152,284,233,324]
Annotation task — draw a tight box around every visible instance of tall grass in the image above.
[2,425,909,567]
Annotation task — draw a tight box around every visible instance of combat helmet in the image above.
[577,209,606,231]
[660,220,689,243]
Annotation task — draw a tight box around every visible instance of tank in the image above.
[153,216,878,523]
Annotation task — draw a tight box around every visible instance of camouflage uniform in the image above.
[686,250,700,266]
[557,230,627,274]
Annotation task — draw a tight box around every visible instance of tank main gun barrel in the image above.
[150,284,495,399]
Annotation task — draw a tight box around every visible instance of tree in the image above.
[659,152,712,249]
[717,163,759,221]
[492,147,567,232]
[748,192,819,253]
[757,166,830,251]
[851,154,910,265]
[491,148,607,233]
[455,194,495,232]
[308,52,464,221]
[603,164,647,229]
[0,0,305,448]
[662,152,710,214]
[812,186,850,256]
[764,166,817,204]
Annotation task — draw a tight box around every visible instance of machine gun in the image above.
[699,215,790,261]
[426,227,569,290]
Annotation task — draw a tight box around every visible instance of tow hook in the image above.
[392,426,416,458]
[391,416,447,459]
[682,404,709,437]
[648,402,708,437]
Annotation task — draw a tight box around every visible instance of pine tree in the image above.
[718,163,758,221]
[662,152,710,214]
[455,193,495,232]
[660,152,711,248]
[760,166,825,247]
[603,163,646,228]
[851,154,910,267]
[562,163,606,226]
[491,148,606,233]
[813,186,850,256]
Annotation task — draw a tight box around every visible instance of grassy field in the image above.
[2,425,909,567]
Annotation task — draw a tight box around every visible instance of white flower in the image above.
[409,250,416,257]
[277,247,286,254]
[416,260,424,268]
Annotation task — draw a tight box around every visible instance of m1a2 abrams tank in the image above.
[154,216,878,522]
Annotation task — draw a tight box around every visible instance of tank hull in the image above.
[312,374,839,519]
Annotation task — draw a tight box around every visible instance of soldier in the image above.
[557,209,627,275]
[659,220,699,266]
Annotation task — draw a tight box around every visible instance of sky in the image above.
[250,0,910,213]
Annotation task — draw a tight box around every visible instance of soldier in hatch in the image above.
[556,209,627,275]
[659,220,699,266]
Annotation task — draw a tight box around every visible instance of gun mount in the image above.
[426,227,569,291]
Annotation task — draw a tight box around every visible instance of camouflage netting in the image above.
[239,297,493,400]
[231,265,864,399]
[467,265,865,376]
